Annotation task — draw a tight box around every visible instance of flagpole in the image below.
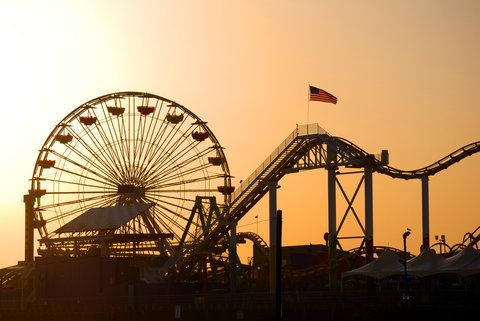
[307,85,310,126]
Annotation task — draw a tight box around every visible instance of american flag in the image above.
[309,85,337,104]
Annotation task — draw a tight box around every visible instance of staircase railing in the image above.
[231,124,328,203]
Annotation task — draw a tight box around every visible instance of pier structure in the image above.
[21,92,480,290]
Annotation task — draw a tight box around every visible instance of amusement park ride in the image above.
[20,91,480,292]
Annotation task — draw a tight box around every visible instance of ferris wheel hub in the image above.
[117,184,145,194]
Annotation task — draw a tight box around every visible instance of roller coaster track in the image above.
[236,232,269,264]
[434,225,480,253]
[236,232,268,252]
[334,136,480,179]
[175,124,479,273]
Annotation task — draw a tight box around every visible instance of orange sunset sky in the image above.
[0,1,479,267]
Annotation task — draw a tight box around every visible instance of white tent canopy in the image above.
[342,247,480,279]
[438,246,480,276]
[342,249,403,279]
[406,248,447,277]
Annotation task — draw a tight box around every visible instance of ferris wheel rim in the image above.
[31,91,231,183]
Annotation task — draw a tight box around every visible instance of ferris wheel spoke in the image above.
[65,126,119,175]
[48,150,118,186]
[145,146,211,184]
[146,193,196,204]
[119,106,134,181]
[115,111,133,181]
[99,101,130,179]
[135,124,171,182]
[140,211,161,234]
[143,195,194,225]
[137,112,174,173]
[132,118,150,181]
[146,195,195,213]
[132,97,138,167]
[134,100,165,174]
[80,120,126,178]
[139,124,196,181]
[37,177,117,191]
[61,130,121,183]
[137,137,199,186]
[149,205,195,241]
[148,174,224,191]
[48,194,119,225]
[46,191,118,195]
[147,210,181,242]
[141,137,204,182]
[47,195,114,223]
[140,211,178,247]
[46,193,117,221]
[38,193,118,210]
[87,109,129,179]
[132,115,144,171]
[106,97,129,179]
[149,188,218,193]
[132,96,154,167]
[49,148,116,185]
[147,163,213,188]
[138,122,194,182]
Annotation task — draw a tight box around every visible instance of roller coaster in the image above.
[22,92,479,283]
[175,124,480,276]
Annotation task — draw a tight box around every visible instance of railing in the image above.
[231,123,328,202]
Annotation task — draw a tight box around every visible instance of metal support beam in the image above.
[268,182,278,294]
[327,144,337,290]
[275,210,283,321]
[24,194,34,263]
[327,168,337,290]
[422,176,430,250]
[364,167,374,263]
[229,221,237,293]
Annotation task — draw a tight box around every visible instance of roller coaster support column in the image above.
[269,181,278,294]
[327,145,338,290]
[364,165,374,263]
[24,193,34,263]
[275,210,283,321]
[422,176,430,250]
[229,221,237,293]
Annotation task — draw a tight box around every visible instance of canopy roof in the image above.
[439,246,480,276]
[405,248,447,277]
[342,247,480,279]
[55,203,154,233]
[342,249,403,279]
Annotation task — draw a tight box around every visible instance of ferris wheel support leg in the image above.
[364,166,374,263]
[422,176,430,250]
[23,194,34,263]
[268,182,278,294]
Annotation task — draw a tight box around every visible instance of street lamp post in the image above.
[402,229,411,301]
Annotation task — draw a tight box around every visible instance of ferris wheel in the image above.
[29,92,232,257]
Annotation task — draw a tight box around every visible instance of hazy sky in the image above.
[0,1,479,267]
